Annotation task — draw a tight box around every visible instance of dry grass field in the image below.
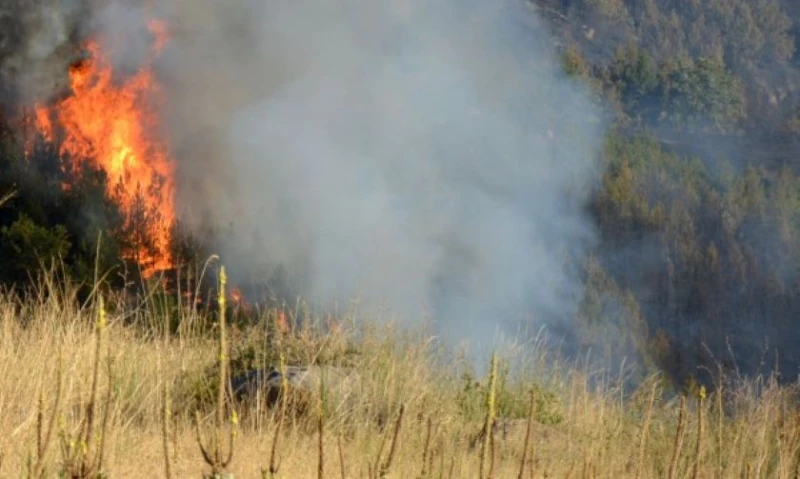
[0,269,798,478]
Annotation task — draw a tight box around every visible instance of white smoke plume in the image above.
[160,0,606,353]
[8,0,608,354]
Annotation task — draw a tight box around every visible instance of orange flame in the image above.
[230,287,243,304]
[34,20,175,277]
[277,310,289,334]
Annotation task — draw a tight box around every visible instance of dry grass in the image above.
[1,274,800,478]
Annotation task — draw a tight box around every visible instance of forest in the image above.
[539,0,800,386]
[2,0,800,390]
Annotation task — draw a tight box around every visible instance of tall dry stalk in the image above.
[448,455,456,479]
[668,395,687,479]
[161,322,173,478]
[162,378,173,479]
[318,368,326,479]
[692,387,706,479]
[84,298,105,457]
[368,403,405,479]
[518,388,536,479]
[370,427,388,477]
[480,352,498,479]
[317,412,324,479]
[58,294,113,478]
[161,281,175,479]
[338,434,347,479]
[637,381,658,476]
[95,359,113,475]
[436,444,447,478]
[378,404,405,478]
[419,417,433,479]
[31,352,63,478]
[264,351,288,478]
[195,266,236,477]
[717,386,723,478]
[794,415,800,479]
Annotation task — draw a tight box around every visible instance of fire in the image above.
[230,287,244,304]
[33,20,175,277]
[147,19,170,55]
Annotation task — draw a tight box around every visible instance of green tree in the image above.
[0,214,70,282]
[664,58,745,133]
[609,43,659,118]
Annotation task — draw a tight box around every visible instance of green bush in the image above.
[0,214,70,282]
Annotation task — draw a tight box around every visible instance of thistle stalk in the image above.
[480,352,498,479]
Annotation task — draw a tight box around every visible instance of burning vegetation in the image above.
[28,19,175,278]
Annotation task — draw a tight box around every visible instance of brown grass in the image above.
[1,273,800,478]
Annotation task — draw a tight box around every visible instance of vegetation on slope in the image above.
[543,0,800,385]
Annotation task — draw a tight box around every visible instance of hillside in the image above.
[517,0,800,386]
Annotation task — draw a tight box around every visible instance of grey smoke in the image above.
[0,0,89,105]
[7,0,608,354]
[160,0,606,353]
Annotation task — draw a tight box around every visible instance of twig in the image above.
[518,388,536,479]
[420,417,433,479]
[480,352,498,479]
[378,404,405,478]
[338,434,347,479]
[692,387,706,479]
[668,395,687,479]
[318,404,324,479]
[265,352,288,478]
[194,266,236,476]
[33,351,62,478]
[637,381,657,476]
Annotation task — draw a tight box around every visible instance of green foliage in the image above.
[456,364,563,425]
[610,43,659,112]
[574,254,660,387]
[664,58,745,133]
[590,126,800,383]
[563,43,589,78]
[585,0,632,25]
[621,0,794,67]
[0,214,70,282]
[576,113,800,384]
[0,116,185,293]
[593,132,706,238]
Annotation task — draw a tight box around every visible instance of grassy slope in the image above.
[0,279,797,478]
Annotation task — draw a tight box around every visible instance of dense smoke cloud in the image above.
[4,0,608,354]
[159,0,606,353]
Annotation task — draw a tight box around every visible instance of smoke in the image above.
[0,0,90,106]
[159,0,606,353]
[5,0,608,355]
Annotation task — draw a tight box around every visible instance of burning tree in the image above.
[115,182,173,279]
[0,115,125,288]
[30,20,177,279]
